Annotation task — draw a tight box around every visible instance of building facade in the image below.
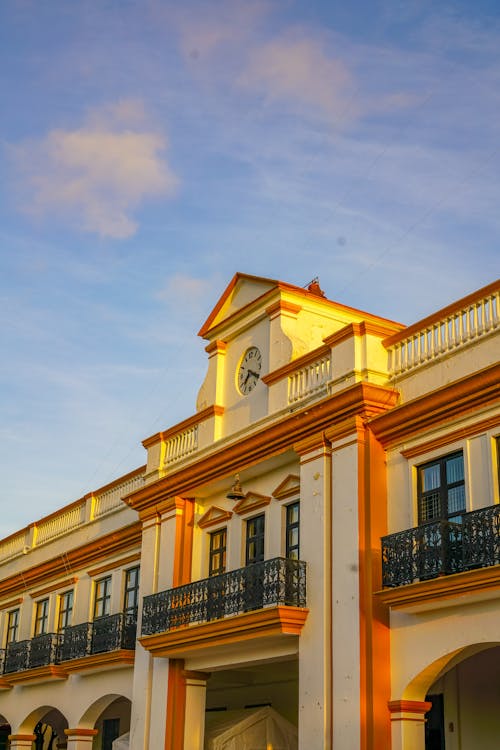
[0,273,498,750]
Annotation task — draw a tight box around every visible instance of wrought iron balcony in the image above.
[3,640,30,673]
[142,557,307,636]
[382,504,500,588]
[28,633,61,669]
[58,612,137,662]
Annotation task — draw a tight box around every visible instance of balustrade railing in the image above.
[387,285,499,377]
[3,640,30,673]
[142,557,307,636]
[164,425,199,466]
[382,503,500,588]
[35,502,86,546]
[288,354,331,404]
[93,472,145,518]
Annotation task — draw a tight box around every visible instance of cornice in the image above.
[2,664,67,686]
[0,523,142,600]
[139,605,309,658]
[29,577,78,600]
[369,363,500,448]
[401,414,500,459]
[375,563,500,610]
[126,382,399,513]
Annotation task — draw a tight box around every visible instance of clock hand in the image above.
[247,369,260,379]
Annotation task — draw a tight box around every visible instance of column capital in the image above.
[182,669,212,684]
[388,699,432,719]
[64,729,99,737]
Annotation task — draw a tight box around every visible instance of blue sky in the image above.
[1,0,499,536]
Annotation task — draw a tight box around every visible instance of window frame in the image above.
[417,451,466,524]
[123,567,140,616]
[34,598,49,636]
[245,514,265,565]
[93,576,112,620]
[57,589,74,632]
[209,528,227,577]
[6,609,19,644]
[285,501,300,560]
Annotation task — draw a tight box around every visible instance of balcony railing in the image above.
[0,613,137,675]
[382,504,500,588]
[142,557,307,636]
[58,612,137,662]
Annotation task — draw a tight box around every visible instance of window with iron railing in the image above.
[123,567,140,617]
[418,452,465,524]
[286,502,300,560]
[34,598,49,636]
[94,576,112,619]
[209,529,227,576]
[6,609,19,644]
[246,515,265,565]
[57,590,74,631]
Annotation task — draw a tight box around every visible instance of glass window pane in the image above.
[446,455,464,484]
[421,464,441,491]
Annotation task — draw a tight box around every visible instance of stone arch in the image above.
[77,694,130,729]
[17,706,68,745]
[77,694,131,747]
[403,641,500,701]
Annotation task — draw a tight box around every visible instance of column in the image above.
[8,736,35,750]
[389,700,431,750]
[183,671,211,750]
[294,433,332,750]
[63,729,98,750]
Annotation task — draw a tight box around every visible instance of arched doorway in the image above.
[78,695,131,750]
[0,715,11,750]
[17,707,68,749]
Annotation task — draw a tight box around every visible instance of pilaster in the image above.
[389,700,431,750]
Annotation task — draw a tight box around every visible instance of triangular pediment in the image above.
[272,475,300,501]
[198,273,279,338]
[233,492,272,516]
[198,505,233,529]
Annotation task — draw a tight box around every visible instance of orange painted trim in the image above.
[0,678,12,690]
[205,339,227,354]
[265,300,302,318]
[388,700,432,715]
[62,649,135,674]
[375,562,500,609]
[369,363,500,447]
[0,523,142,600]
[197,506,233,529]
[294,432,330,456]
[357,427,392,750]
[233,492,272,516]
[140,606,309,659]
[401,415,500,458]
[29,578,78,599]
[8,735,36,742]
[65,728,99,737]
[128,383,399,513]
[142,405,225,448]
[262,344,330,386]
[173,499,194,587]
[384,279,500,347]
[87,553,140,578]
[272,474,300,500]
[4,665,67,685]
[165,658,186,750]
[182,669,211,682]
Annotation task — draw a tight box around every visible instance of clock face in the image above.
[237,346,262,395]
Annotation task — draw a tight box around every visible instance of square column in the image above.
[389,700,431,750]
[64,729,98,749]
[183,671,211,750]
[8,736,36,749]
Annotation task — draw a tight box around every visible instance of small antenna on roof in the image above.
[304,277,326,298]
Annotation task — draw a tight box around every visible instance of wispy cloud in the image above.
[10,100,178,238]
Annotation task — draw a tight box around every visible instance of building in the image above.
[0,273,498,750]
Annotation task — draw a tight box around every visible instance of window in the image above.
[123,567,140,616]
[286,502,300,560]
[34,598,49,636]
[418,452,465,524]
[246,515,265,565]
[209,529,227,576]
[6,609,19,644]
[93,576,112,619]
[57,590,74,631]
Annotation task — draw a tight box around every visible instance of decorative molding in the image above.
[400,415,500,459]
[272,475,300,501]
[139,605,309,659]
[369,363,500,448]
[127,382,399,514]
[87,553,140,578]
[3,665,67,686]
[205,340,228,355]
[233,492,272,516]
[388,700,432,716]
[0,596,24,610]
[65,729,99,738]
[0,523,142,600]
[375,563,500,610]
[265,300,302,319]
[197,506,233,529]
[30,578,78,600]
[61,649,135,674]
